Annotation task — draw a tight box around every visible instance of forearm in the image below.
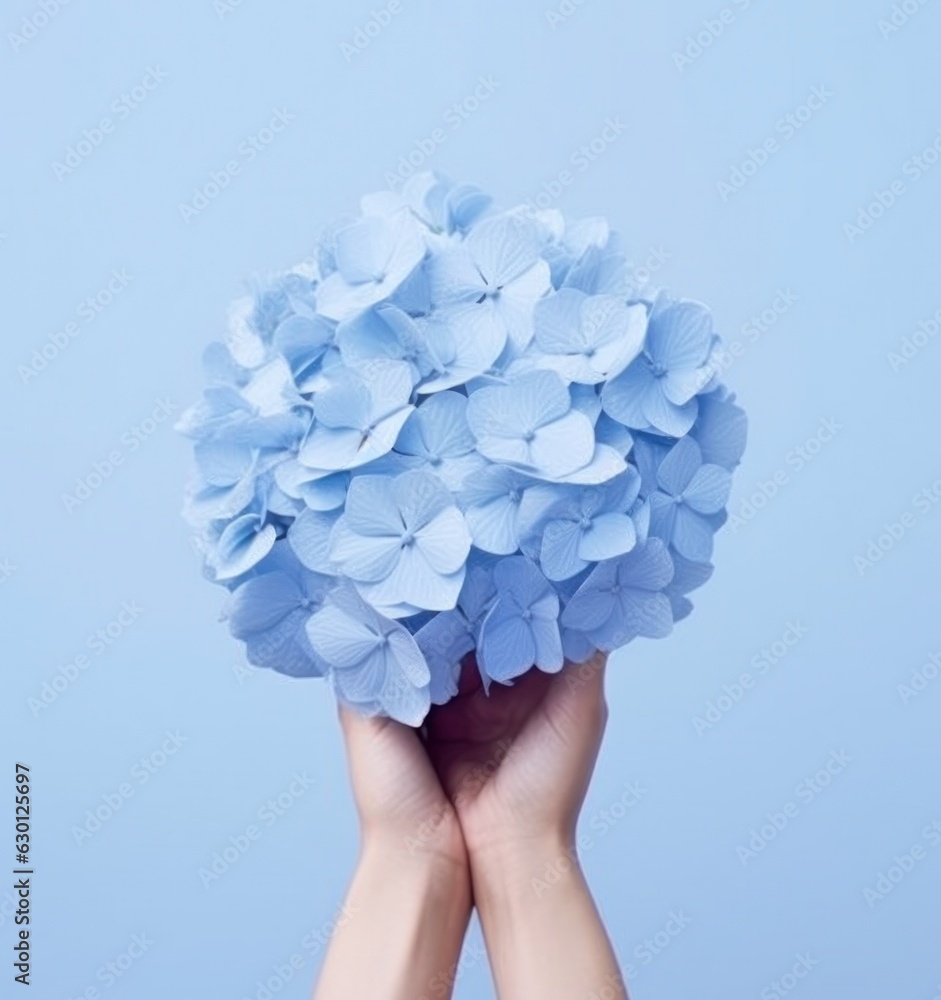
[314,843,472,1000]
[472,838,627,1000]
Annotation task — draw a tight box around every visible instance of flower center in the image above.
[521,609,533,622]
[675,493,685,505]
[429,454,442,467]
[508,489,522,504]
[650,361,667,378]
[611,584,622,595]
[579,514,593,530]
[522,429,536,443]
[400,530,416,548]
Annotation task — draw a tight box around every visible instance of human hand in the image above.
[423,651,608,863]
[338,706,466,872]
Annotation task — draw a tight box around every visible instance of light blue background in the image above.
[2,0,940,997]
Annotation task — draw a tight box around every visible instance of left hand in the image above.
[338,706,468,872]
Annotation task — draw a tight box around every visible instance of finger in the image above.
[544,650,609,730]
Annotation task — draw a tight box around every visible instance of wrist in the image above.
[469,829,586,904]
[361,821,470,883]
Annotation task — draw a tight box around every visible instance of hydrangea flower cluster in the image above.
[179,173,746,725]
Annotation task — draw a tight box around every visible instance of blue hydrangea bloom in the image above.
[560,539,675,657]
[530,289,647,384]
[414,555,498,703]
[316,208,427,321]
[601,298,719,436]
[181,173,746,722]
[328,470,472,615]
[226,543,331,677]
[298,359,414,473]
[466,370,596,480]
[307,583,431,725]
[477,557,563,686]
[648,437,732,563]
[393,390,486,491]
[534,468,642,582]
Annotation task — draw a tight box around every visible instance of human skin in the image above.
[313,652,628,1000]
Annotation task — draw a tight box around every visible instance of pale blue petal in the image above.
[528,410,597,479]
[657,438,702,495]
[228,572,301,638]
[540,519,586,582]
[648,301,713,370]
[344,476,403,535]
[465,496,521,555]
[467,214,540,288]
[642,388,699,437]
[414,507,472,574]
[479,613,536,683]
[329,517,402,582]
[194,440,254,488]
[534,288,586,354]
[213,516,277,581]
[417,305,506,393]
[578,512,636,562]
[287,509,342,575]
[307,603,382,668]
[683,464,732,514]
[541,443,627,485]
[601,360,656,428]
[530,615,564,672]
[393,469,452,531]
[671,506,714,563]
[692,391,748,470]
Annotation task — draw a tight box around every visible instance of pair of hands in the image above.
[317,651,627,1000]
[340,651,609,879]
